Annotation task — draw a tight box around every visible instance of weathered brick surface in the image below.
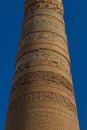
[5,0,80,130]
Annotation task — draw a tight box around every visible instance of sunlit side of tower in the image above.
[5,0,79,129]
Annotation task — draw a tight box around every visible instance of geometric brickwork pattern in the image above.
[5,0,80,129]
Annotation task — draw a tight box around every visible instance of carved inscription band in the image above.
[8,91,76,115]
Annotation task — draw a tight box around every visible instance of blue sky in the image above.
[0,0,86,129]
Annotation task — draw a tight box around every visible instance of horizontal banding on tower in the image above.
[25,0,64,15]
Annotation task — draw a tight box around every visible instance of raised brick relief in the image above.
[21,22,67,42]
[8,91,76,115]
[12,71,73,94]
[25,2,63,21]
[19,31,67,51]
[25,0,63,7]
[25,0,63,15]
[23,15,65,30]
[15,49,70,72]
[24,10,64,25]
[6,111,79,130]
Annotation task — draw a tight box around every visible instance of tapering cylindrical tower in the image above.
[5,0,80,129]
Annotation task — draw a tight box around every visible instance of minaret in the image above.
[5,0,80,129]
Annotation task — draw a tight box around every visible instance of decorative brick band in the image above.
[15,49,70,72]
[25,1,63,15]
[23,14,65,30]
[21,21,66,41]
[20,30,67,48]
[8,91,76,115]
[23,13,64,29]
[24,7,64,24]
[16,47,70,65]
[25,0,63,8]
[12,71,74,94]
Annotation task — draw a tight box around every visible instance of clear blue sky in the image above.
[0,0,86,130]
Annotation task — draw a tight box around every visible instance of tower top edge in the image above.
[24,0,62,3]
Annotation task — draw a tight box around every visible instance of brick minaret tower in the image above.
[5,0,80,129]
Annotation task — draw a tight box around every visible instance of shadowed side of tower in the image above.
[5,0,80,130]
